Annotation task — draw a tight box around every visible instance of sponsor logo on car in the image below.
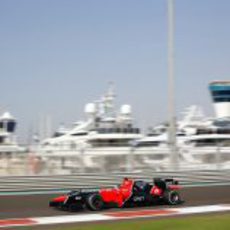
[133,196,145,202]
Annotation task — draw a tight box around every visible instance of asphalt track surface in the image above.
[0,185,230,229]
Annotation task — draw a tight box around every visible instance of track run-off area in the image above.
[0,185,229,228]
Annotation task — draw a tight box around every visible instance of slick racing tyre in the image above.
[86,193,104,211]
[164,190,181,205]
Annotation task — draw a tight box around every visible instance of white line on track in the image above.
[33,214,115,225]
[0,204,229,228]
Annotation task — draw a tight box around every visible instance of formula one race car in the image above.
[49,177,182,212]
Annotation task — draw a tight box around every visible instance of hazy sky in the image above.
[1,0,230,143]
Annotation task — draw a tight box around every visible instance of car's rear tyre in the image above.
[164,190,181,205]
[86,193,104,211]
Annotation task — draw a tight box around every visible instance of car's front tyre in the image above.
[86,193,104,211]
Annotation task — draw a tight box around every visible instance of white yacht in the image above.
[36,81,230,172]
[37,85,143,172]
[134,105,210,166]
[181,81,230,165]
[136,81,230,169]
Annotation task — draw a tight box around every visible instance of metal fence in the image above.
[1,146,230,176]
[0,169,229,193]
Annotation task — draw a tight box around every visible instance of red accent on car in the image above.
[150,186,164,196]
[168,185,182,190]
[52,195,67,203]
[100,188,119,203]
[100,178,134,207]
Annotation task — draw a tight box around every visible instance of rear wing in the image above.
[164,178,179,185]
[153,178,179,190]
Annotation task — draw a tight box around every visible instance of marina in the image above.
[0,81,229,175]
[0,0,230,175]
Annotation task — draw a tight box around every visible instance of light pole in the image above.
[168,0,178,169]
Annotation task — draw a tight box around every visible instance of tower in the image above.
[0,112,17,133]
[209,81,230,119]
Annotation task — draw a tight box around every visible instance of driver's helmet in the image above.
[133,180,148,192]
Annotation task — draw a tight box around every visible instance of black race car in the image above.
[49,177,182,212]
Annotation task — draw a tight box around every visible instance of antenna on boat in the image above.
[167,0,178,169]
[103,81,116,116]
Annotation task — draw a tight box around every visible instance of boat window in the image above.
[95,127,140,134]
[196,129,215,135]
[192,139,215,146]
[137,141,160,147]
[135,128,140,133]
[177,133,186,136]
[71,132,88,136]
[192,138,230,147]
[53,132,64,137]
[217,129,230,134]
[196,128,230,135]
[89,139,132,147]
